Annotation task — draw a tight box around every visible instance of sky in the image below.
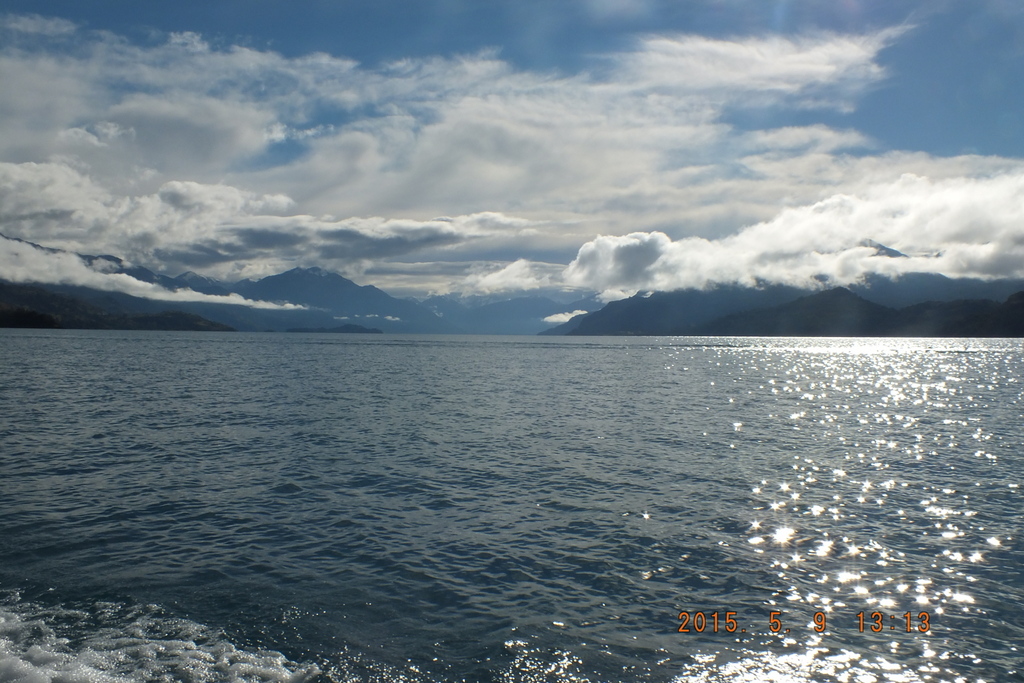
[2,0,1024,301]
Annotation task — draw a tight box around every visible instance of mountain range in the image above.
[0,235,597,333]
[544,273,1024,336]
[0,281,234,331]
[5,233,1024,336]
[693,286,1024,337]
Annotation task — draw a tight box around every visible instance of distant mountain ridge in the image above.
[0,282,234,331]
[545,272,1024,336]
[697,287,893,336]
[173,271,232,296]
[7,232,1024,336]
[2,232,612,334]
[542,283,810,335]
[696,287,1024,337]
[1,233,457,332]
[549,286,1024,337]
[231,266,453,332]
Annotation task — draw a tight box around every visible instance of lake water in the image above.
[1,330,1022,682]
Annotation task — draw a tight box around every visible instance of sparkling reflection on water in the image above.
[666,338,1023,683]
[0,332,1022,683]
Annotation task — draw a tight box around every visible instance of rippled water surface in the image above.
[1,330,1022,682]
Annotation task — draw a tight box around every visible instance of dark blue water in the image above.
[2,330,1022,682]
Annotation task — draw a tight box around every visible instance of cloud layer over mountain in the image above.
[563,170,1024,299]
[0,236,301,309]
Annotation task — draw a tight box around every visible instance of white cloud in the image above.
[543,309,589,324]
[612,30,902,110]
[0,163,294,262]
[272,33,898,223]
[2,16,1021,299]
[0,237,301,309]
[461,258,553,294]
[0,21,898,215]
[740,125,871,154]
[564,231,673,296]
[103,95,276,174]
[563,169,1024,298]
[1,13,76,36]
[0,160,542,284]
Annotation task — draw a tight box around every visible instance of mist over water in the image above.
[1,331,1021,682]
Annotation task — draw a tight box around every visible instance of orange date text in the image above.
[676,610,931,635]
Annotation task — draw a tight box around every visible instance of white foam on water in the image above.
[0,597,319,683]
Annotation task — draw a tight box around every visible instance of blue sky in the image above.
[2,0,1024,301]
